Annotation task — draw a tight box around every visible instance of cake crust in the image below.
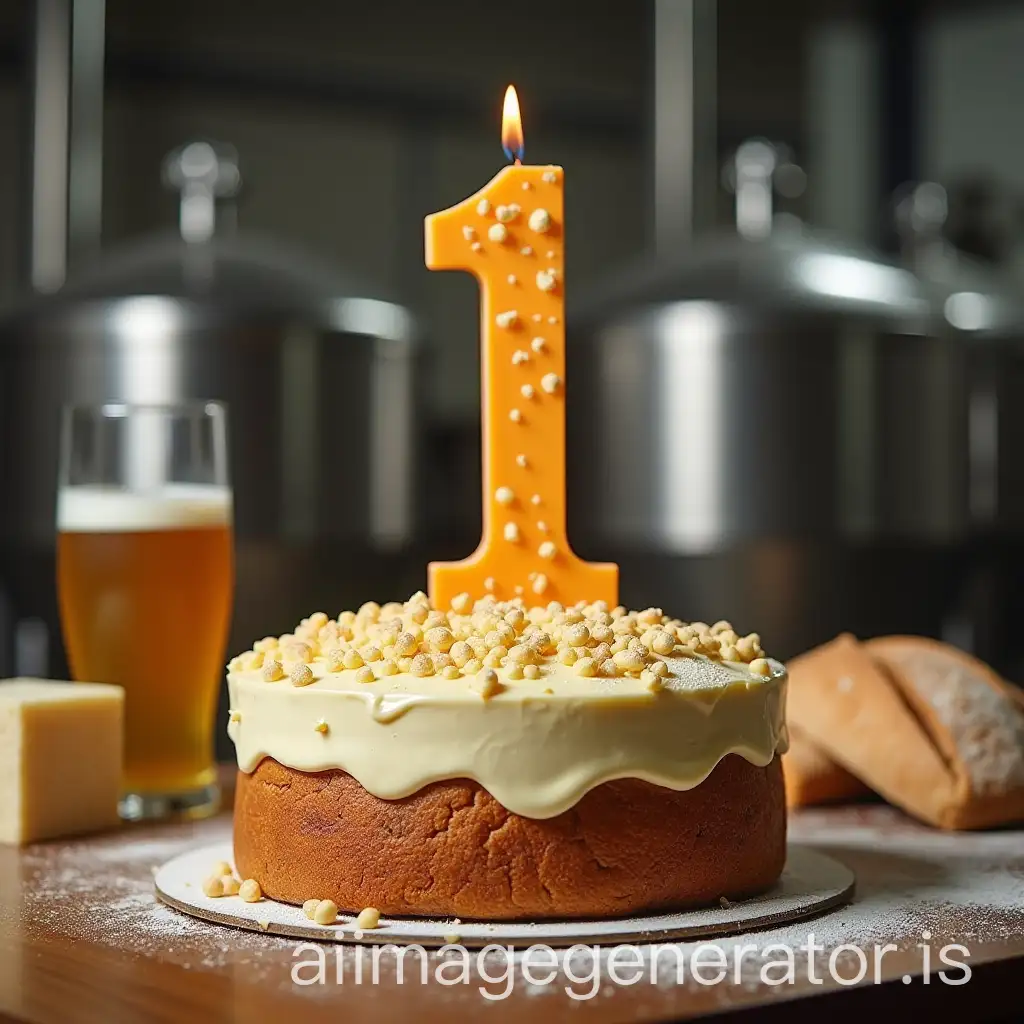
[234,754,786,920]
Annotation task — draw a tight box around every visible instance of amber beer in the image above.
[57,485,233,807]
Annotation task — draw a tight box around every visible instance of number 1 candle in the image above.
[425,85,618,608]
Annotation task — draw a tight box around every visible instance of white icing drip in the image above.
[226,655,787,819]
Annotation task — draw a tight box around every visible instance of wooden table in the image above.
[0,785,1021,1024]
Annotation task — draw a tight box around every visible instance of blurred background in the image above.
[2,0,1024,757]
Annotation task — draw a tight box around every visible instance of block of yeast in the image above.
[786,634,1024,830]
[0,679,124,844]
[782,722,873,808]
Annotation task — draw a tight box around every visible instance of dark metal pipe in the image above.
[877,0,920,254]
[23,0,105,292]
[68,0,105,270]
[652,0,717,253]
[26,0,70,292]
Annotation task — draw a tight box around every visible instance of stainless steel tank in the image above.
[0,143,424,711]
[568,141,969,659]
[894,182,1024,679]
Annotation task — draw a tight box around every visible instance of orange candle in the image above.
[425,86,618,608]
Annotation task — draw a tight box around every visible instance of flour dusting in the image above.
[8,804,1023,1004]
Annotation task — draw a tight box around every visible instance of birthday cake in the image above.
[226,594,788,920]
[226,89,787,921]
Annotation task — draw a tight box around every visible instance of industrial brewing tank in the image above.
[567,143,971,659]
[0,144,425,753]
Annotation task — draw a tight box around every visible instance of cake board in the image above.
[154,842,854,948]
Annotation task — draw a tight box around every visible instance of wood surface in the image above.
[0,770,1020,1023]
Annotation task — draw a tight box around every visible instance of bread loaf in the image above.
[783,722,872,808]
[786,633,1024,829]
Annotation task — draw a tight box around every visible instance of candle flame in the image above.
[502,85,524,164]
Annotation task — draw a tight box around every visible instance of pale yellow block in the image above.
[0,679,124,844]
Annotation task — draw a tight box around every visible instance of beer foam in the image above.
[57,485,232,532]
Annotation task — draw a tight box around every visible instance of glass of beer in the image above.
[57,402,233,821]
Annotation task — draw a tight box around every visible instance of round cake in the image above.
[227,593,789,921]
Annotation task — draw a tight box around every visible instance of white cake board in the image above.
[154,843,854,948]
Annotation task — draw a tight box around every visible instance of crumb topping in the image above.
[228,593,769,693]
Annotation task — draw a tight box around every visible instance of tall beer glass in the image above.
[57,402,233,820]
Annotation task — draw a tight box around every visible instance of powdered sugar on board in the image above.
[6,805,1023,1006]
[789,804,1024,933]
[519,805,1024,998]
[154,842,854,948]
[7,817,301,977]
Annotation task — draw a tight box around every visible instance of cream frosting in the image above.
[226,652,788,820]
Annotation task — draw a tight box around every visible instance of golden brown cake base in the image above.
[234,754,786,920]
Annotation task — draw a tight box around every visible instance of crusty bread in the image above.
[787,633,1024,829]
[234,754,786,920]
[783,722,872,808]
[866,636,1024,829]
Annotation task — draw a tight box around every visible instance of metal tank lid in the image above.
[56,229,385,306]
[573,148,1024,344]
[891,182,1024,341]
[1,141,416,344]
[572,139,940,332]
[37,230,416,342]
[572,221,946,333]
